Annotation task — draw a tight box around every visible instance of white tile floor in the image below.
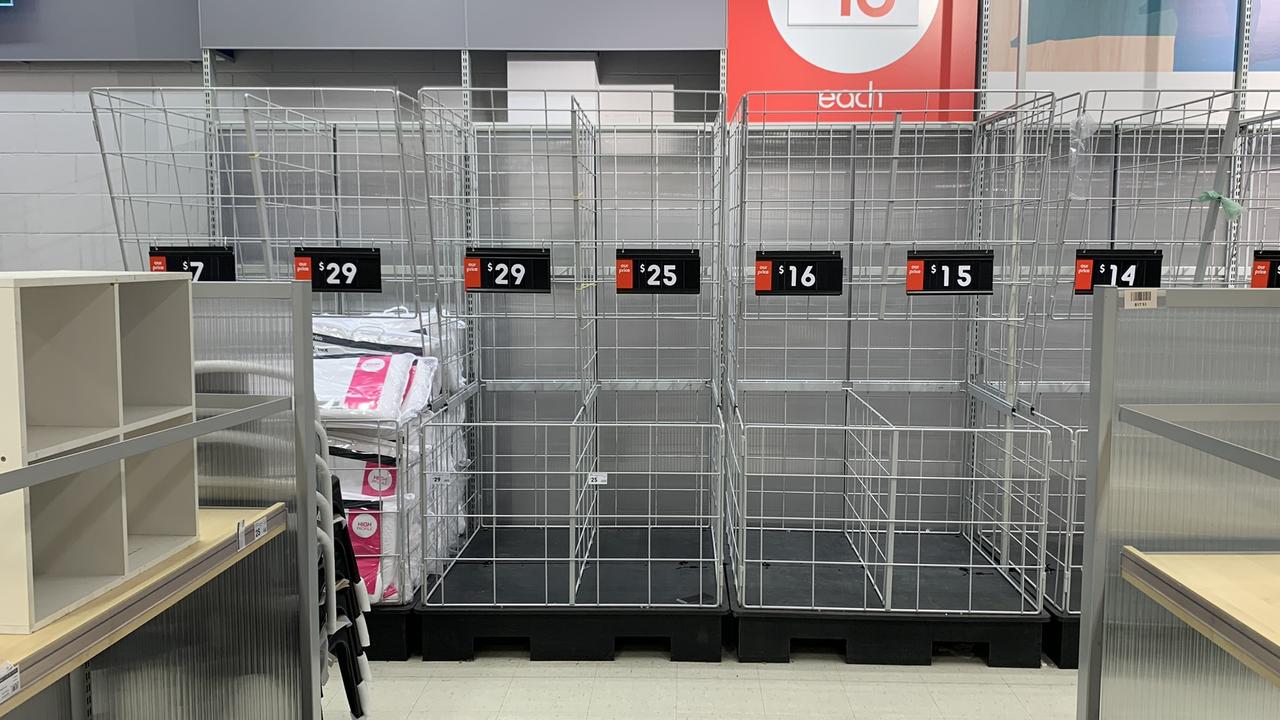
[323,650,1076,720]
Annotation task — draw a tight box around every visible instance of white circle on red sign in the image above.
[351,513,379,539]
[769,0,940,74]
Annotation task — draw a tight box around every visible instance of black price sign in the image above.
[463,247,552,293]
[1251,251,1280,289]
[905,250,995,295]
[754,251,842,296]
[1073,249,1162,295]
[294,247,382,293]
[149,246,236,282]
[615,249,700,294]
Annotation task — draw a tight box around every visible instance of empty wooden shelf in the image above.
[0,271,199,634]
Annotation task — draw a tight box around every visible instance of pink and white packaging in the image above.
[315,353,416,422]
[312,310,468,392]
[346,494,421,606]
[399,356,441,421]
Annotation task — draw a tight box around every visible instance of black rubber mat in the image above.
[423,526,720,607]
[740,529,1036,613]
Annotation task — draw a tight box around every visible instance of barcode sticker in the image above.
[1123,289,1159,309]
[588,472,608,486]
[0,662,20,703]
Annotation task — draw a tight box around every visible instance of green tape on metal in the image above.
[1198,190,1243,221]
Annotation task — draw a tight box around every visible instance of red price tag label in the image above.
[905,259,925,292]
[293,256,312,281]
[1074,259,1095,293]
[754,260,773,292]
[616,258,634,290]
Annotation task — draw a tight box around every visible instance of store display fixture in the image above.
[410,88,727,661]
[1020,89,1280,668]
[724,90,1054,667]
[1080,288,1280,719]
[0,271,197,634]
[81,81,1280,678]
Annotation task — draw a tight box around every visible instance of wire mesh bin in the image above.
[1013,92,1280,662]
[422,399,724,608]
[729,392,1048,614]
[92,87,478,629]
[411,88,728,659]
[723,90,1054,665]
[1024,89,1280,395]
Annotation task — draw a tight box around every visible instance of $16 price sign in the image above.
[754,251,842,296]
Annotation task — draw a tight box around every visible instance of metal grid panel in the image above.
[730,391,1047,614]
[91,87,431,315]
[724,90,1053,617]
[1025,89,1280,395]
[422,393,723,608]
[1236,108,1280,287]
[416,88,727,608]
[727,90,1054,395]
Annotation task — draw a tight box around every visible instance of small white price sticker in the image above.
[587,472,608,487]
[0,662,20,703]
[237,519,267,551]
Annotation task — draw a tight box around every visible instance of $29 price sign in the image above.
[464,247,552,293]
[1073,249,1162,295]
[754,251,842,296]
[149,246,236,282]
[616,249,700,294]
[905,250,995,295]
[294,247,382,293]
[1251,251,1280,289]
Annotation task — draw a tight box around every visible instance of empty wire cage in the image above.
[724,90,1054,616]
[1019,90,1280,619]
[1025,89,1280,394]
[417,89,726,608]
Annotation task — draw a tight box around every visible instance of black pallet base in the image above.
[363,593,422,661]
[732,604,1046,668]
[417,605,726,662]
[1043,608,1079,669]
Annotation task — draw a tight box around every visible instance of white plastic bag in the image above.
[315,354,416,422]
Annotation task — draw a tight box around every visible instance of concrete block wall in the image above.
[0,62,202,270]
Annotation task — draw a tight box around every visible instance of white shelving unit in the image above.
[0,271,198,633]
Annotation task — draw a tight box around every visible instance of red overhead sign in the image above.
[728,0,980,122]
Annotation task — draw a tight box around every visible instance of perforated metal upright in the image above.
[724,90,1055,666]
[1017,89,1280,667]
[413,88,727,661]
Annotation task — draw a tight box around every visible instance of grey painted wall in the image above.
[0,0,200,60]
[199,0,726,51]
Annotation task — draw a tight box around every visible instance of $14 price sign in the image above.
[1073,249,1162,295]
